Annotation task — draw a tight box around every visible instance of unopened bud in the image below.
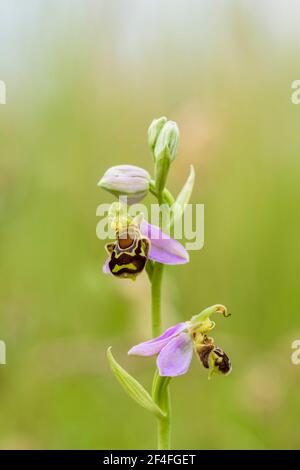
[98,165,150,204]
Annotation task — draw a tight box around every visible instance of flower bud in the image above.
[154,120,179,162]
[98,165,150,204]
[148,116,167,153]
[147,117,180,195]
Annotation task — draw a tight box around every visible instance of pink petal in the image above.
[140,220,189,265]
[103,258,111,274]
[157,332,193,377]
[128,322,187,357]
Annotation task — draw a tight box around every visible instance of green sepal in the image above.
[107,347,166,419]
[154,121,179,163]
[154,145,171,195]
[148,117,167,155]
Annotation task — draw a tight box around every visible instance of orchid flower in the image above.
[103,216,189,279]
[128,305,232,378]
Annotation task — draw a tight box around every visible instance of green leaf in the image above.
[152,369,171,405]
[107,347,165,419]
[169,165,195,227]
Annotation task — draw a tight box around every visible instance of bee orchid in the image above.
[128,305,232,378]
[103,219,189,279]
[98,118,232,450]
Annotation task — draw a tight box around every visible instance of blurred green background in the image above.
[0,0,300,450]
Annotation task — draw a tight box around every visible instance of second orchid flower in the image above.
[129,305,232,378]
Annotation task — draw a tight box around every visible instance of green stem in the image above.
[149,180,175,207]
[148,184,174,449]
[150,255,171,450]
[151,262,164,338]
[152,372,171,450]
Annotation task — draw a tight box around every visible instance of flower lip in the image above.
[103,219,190,277]
[213,348,231,375]
[198,344,214,369]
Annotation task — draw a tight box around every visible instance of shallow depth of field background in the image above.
[0,0,300,449]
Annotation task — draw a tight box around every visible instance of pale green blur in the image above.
[0,1,300,450]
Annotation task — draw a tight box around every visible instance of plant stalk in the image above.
[149,188,172,450]
[150,248,171,450]
[151,262,164,338]
[152,371,171,450]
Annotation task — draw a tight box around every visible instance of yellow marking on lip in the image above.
[112,263,138,273]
